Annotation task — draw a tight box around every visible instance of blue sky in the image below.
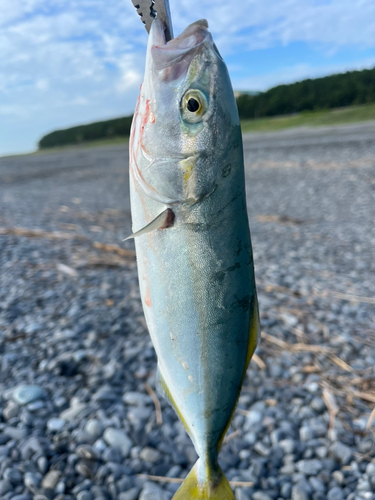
[1,0,375,156]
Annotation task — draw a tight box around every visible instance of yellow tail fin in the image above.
[172,460,235,500]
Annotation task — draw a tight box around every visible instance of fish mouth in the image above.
[150,18,210,72]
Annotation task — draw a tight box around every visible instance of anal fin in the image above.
[156,365,191,435]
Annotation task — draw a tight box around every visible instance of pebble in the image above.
[24,471,42,490]
[0,479,13,495]
[60,403,87,421]
[119,488,140,500]
[12,385,45,405]
[46,418,65,432]
[41,470,62,489]
[103,428,132,457]
[327,487,345,500]
[329,442,353,465]
[140,447,161,463]
[85,419,103,438]
[297,459,322,475]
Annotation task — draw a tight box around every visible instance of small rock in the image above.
[77,492,93,500]
[103,428,132,457]
[12,385,45,405]
[24,471,42,490]
[4,426,27,440]
[123,392,149,406]
[47,418,65,432]
[77,445,99,461]
[60,402,87,421]
[140,447,161,463]
[42,470,62,489]
[297,459,322,476]
[37,456,48,474]
[300,427,314,441]
[292,481,312,500]
[281,483,292,499]
[253,493,273,500]
[4,467,23,484]
[329,442,353,465]
[119,488,140,500]
[0,480,13,496]
[85,419,102,438]
[366,462,375,476]
[139,482,170,500]
[327,487,344,500]
[3,401,20,420]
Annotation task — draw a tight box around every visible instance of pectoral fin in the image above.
[124,208,175,240]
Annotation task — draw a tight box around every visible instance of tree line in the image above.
[38,66,375,148]
[38,116,133,149]
[237,67,375,119]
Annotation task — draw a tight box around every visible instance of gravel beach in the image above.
[0,123,375,500]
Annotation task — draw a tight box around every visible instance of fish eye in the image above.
[187,98,200,113]
[181,90,208,123]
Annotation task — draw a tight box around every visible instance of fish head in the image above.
[131,18,240,206]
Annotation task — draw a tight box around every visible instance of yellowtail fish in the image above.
[129,17,260,500]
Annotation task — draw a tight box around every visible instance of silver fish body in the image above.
[129,18,260,500]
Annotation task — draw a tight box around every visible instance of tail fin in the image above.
[172,460,235,500]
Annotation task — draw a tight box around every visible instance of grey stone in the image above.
[77,445,99,461]
[4,467,23,484]
[4,426,27,440]
[297,459,322,476]
[327,487,344,500]
[11,496,32,500]
[119,488,140,500]
[60,402,87,421]
[77,492,93,500]
[279,439,296,454]
[140,447,161,463]
[103,428,132,457]
[37,456,48,474]
[253,493,273,500]
[102,446,122,463]
[281,483,292,499]
[47,418,65,432]
[0,480,13,496]
[85,419,102,438]
[27,400,45,411]
[292,481,312,500]
[245,410,263,427]
[123,392,150,406]
[300,427,314,441]
[329,442,353,465]
[3,401,20,420]
[24,471,42,490]
[12,385,45,405]
[366,462,375,476]
[41,470,62,489]
[309,477,325,493]
[139,482,170,500]
[310,397,326,413]
[0,445,10,457]
[56,481,66,494]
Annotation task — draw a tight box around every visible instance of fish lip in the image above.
[150,19,210,71]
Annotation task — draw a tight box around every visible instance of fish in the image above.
[129,17,260,500]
